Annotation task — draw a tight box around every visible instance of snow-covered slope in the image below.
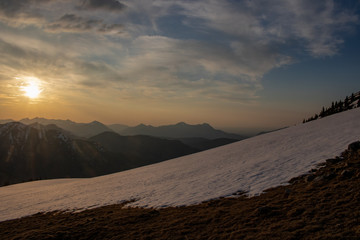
[1,108,360,222]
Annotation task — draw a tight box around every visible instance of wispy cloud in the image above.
[174,0,358,57]
[46,13,124,34]
[77,0,126,12]
[0,0,51,17]
[0,0,126,34]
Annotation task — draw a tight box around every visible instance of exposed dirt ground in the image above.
[1,141,360,240]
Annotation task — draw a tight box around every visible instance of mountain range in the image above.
[0,118,244,186]
[116,122,245,140]
[0,122,197,186]
[0,118,245,140]
[18,118,113,138]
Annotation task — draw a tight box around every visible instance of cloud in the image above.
[46,14,101,32]
[78,0,126,12]
[130,36,290,79]
[0,0,50,17]
[251,0,358,57]
[0,0,53,26]
[0,0,126,35]
[0,33,124,102]
[174,0,358,57]
[111,35,287,102]
[46,14,124,34]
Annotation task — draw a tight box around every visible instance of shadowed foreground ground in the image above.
[1,141,360,240]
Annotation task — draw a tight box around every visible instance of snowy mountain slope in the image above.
[1,108,360,222]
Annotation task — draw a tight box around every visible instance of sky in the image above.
[0,0,359,135]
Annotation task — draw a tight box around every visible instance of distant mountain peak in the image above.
[89,120,103,125]
[200,123,212,128]
[137,123,153,128]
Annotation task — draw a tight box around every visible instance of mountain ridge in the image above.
[0,118,245,140]
[118,121,245,140]
[18,118,114,138]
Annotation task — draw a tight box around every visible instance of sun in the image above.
[20,77,43,99]
[23,83,41,99]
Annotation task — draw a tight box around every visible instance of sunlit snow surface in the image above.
[1,108,360,222]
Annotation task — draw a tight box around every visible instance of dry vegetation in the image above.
[1,142,360,240]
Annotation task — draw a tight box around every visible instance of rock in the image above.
[313,176,324,182]
[348,141,360,152]
[305,175,315,182]
[326,158,342,165]
[324,173,336,180]
[341,170,354,179]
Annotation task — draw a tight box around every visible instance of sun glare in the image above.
[20,77,43,99]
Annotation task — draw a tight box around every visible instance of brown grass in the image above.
[1,142,360,240]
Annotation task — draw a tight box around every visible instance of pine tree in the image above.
[351,93,355,103]
[338,100,343,112]
[320,107,325,118]
[345,96,349,108]
[302,91,360,124]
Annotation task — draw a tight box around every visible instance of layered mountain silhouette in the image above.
[108,123,129,133]
[4,118,245,142]
[0,118,243,186]
[19,118,113,138]
[0,122,196,186]
[117,122,245,140]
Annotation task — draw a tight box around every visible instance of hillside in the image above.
[90,132,197,167]
[1,141,359,239]
[1,108,360,223]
